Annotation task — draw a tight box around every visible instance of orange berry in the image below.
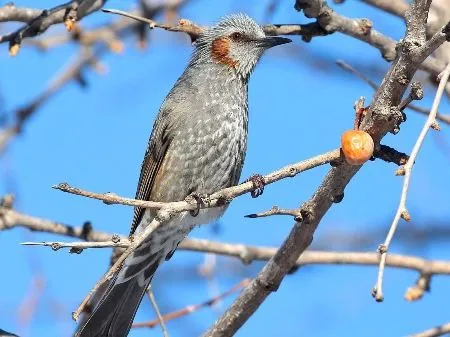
[341,130,374,165]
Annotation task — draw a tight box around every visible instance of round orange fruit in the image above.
[341,130,374,165]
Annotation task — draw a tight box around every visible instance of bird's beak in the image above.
[259,36,292,48]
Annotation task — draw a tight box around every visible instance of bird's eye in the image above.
[229,32,244,41]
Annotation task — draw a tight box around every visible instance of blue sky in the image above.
[1,0,450,336]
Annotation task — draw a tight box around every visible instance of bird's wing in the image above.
[129,108,172,235]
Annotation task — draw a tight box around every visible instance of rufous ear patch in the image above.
[211,37,238,68]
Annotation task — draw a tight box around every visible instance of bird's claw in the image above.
[186,192,206,217]
[246,174,265,198]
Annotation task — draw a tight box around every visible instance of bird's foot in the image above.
[185,192,208,217]
[246,174,265,198]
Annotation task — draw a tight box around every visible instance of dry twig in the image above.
[146,287,169,337]
[204,0,450,334]
[133,279,250,329]
[373,62,450,302]
[409,323,450,337]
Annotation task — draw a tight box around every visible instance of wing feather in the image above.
[129,109,172,235]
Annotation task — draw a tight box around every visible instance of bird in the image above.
[75,13,291,337]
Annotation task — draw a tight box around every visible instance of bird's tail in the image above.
[74,224,188,337]
[74,274,150,337]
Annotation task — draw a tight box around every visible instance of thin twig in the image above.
[409,323,450,337]
[336,59,450,125]
[71,211,172,321]
[21,240,127,250]
[373,62,450,302]
[53,149,341,212]
[146,287,169,337]
[244,206,303,221]
[133,279,250,329]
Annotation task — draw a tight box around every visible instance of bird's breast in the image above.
[151,76,249,202]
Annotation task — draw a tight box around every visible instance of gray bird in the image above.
[75,13,290,337]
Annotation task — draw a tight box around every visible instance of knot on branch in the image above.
[256,276,280,293]
[111,233,121,243]
[386,106,404,135]
[299,205,315,225]
[401,38,423,57]
[377,244,387,254]
[409,81,424,101]
[331,193,344,203]
[357,18,372,35]
[239,248,256,265]
[70,247,83,254]
[442,21,450,42]
[0,194,15,209]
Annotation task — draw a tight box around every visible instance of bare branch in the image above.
[361,0,408,18]
[410,323,450,337]
[0,0,108,52]
[133,279,250,329]
[204,0,449,333]
[373,62,450,302]
[244,206,303,221]
[336,59,450,125]
[404,273,431,302]
[146,287,169,337]
[52,149,340,212]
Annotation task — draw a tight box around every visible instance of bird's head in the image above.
[192,14,291,78]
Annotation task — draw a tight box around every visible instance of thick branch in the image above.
[361,0,408,18]
[294,0,447,84]
[204,0,446,334]
[22,236,450,277]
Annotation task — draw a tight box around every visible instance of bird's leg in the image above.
[245,174,266,198]
[185,192,207,217]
